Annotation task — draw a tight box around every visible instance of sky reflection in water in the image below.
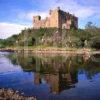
[0,52,100,100]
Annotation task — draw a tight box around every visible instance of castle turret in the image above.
[33,16,41,23]
[33,16,41,29]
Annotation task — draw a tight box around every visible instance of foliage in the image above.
[0,22,100,49]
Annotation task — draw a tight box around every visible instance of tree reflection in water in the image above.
[7,53,100,94]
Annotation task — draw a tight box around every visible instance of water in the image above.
[0,52,100,100]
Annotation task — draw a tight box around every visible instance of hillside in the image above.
[0,26,100,49]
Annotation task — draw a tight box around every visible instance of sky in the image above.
[0,0,100,39]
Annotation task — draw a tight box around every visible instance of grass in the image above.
[1,45,93,52]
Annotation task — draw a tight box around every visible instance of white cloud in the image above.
[27,12,49,20]
[75,8,94,19]
[56,0,100,19]
[0,22,30,39]
[18,11,49,20]
[76,0,100,6]
[17,0,100,21]
[0,0,100,39]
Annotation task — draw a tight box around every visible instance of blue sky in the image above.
[0,0,100,38]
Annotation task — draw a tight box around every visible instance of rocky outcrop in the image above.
[0,88,36,100]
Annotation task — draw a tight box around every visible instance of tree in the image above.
[85,22,97,29]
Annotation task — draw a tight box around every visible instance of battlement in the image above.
[33,7,78,29]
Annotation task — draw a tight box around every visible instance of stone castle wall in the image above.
[33,7,78,29]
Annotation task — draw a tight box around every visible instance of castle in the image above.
[33,7,78,29]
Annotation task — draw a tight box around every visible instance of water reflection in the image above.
[6,52,100,94]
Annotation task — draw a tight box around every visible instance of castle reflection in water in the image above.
[7,52,100,94]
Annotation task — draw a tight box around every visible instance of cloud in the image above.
[76,0,100,6]
[17,0,100,21]
[18,11,49,20]
[0,22,30,39]
[56,0,100,19]
[0,0,100,39]
[75,8,94,19]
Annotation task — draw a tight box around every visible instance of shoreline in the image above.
[0,47,100,55]
[0,88,36,100]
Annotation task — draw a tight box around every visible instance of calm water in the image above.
[0,52,100,100]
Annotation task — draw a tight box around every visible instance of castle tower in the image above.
[33,16,41,29]
[49,7,60,28]
[33,16,41,22]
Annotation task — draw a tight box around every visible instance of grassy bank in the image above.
[0,46,96,54]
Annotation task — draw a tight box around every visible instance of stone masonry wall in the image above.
[33,7,78,29]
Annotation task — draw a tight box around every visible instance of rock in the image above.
[0,88,36,100]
